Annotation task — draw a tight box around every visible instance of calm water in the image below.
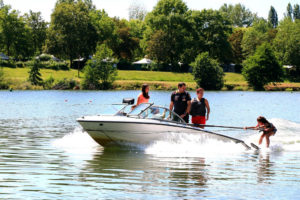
[0,90,300,200]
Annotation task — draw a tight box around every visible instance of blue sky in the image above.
[6,0,299,22]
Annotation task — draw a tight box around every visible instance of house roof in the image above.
[133,58,152,64]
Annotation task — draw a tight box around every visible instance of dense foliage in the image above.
[46,1,97,68]
[242,43,284,90]
[219,3,256,27]
[82,44,117,90]
[273,18,300,81]
[0,0,299,90]
[192,52,224,90]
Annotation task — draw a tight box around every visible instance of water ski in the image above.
[250,143,260,150]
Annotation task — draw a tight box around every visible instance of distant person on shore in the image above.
[244,116,277,148]
[190,88,210,128]
[169,82,191,123]
[132,84,150,109]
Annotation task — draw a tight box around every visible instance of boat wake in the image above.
[145,133,245,158]
[243,118,300,152]
[146,118,300,157]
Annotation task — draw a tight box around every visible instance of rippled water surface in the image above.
[0,90,300,199]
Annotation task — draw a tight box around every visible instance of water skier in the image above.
[244,116,277,148]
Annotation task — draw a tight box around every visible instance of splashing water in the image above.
[146,119,300,157]
[53,119,300,159]
[145,133,246,158]
[52,127,100,156]
[243,118,300,152]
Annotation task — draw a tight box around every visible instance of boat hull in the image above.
[77,115,239,147]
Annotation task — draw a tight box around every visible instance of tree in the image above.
[146,30,170,65]
[192,52,224,90]
[285,3,293,19]
[242,43,283,90]
[90,9,118,44]
[46,1,97,68]
[128,0,147,21]
[128,19,147,60]
[293,4,300,20]
[241,18,271,58]
[55,0,95,10]
[28,60,43,86]
[24,10,48,54]
[0,6,33,58]
[268,6,278,28]
[82,44,117,90]
[228,28,245,65]
[109,19,139,61]
[219,3,256,27]
[190,9,232,64]
[144,0,190,69]
[273,19,300,80]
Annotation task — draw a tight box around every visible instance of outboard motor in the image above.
[123,98,135,105]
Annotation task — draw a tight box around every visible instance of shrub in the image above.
[47,61,69,70]
[286,67,300,82]
[15,61,25,68]
[28,60,43,86]
[82,44,117,90]
[0,59,16,68]
[43,76,55,89]
[225,84,235,90]
[242,43,284,90]
[117,59,132,70]
[38,54,52,61]
[52,78,78,90]
[26,60,69,70]
[191,52,224,90]
[149,62,171,71]
[0,67,4,82]
[0,68,9,89]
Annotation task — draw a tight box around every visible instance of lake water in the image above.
[0,90,300,199]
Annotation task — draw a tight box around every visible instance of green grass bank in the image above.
[1,67,300,91]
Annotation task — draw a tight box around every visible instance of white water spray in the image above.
[52,127,100,155]
[244,118,300,152]
[146,119,300,157]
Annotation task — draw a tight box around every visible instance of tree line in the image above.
[0,0,300,90]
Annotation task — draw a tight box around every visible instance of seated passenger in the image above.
[132,84,150,109]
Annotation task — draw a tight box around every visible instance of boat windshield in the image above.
[128,103,152,116]
[128,103,185,124]
[114,104,133,116]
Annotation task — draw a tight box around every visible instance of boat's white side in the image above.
[77,115,246,147]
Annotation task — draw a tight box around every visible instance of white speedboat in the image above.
[77,99,251,149]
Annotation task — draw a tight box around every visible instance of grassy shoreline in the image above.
[1,67,300,91]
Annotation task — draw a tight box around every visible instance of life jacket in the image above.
[190,98,206,117]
